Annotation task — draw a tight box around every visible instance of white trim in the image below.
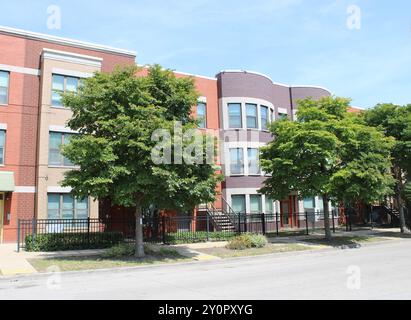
[0,25,136,57]
[47,186,72,193]
[291,85,332,94]
[49,125,78,134]
[14,186,36,193]
[52,68,94,79]
[43,48,102,68]
[0,123,7,130]
[198,96,207,103]
[278,108,288,115]
[0,64,40,76]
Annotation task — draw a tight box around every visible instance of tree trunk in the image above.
[135,199,145,258]
[395,167,410,234]
[322,194,332,241]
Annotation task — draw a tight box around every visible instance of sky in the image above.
[1,0,410,108]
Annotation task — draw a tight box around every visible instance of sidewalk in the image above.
[0,244,37,276]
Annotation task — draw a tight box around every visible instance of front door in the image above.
[0,192,4,243]
[280,200,290,227]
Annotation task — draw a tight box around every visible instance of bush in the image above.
[102,243,134,258]
[25,232,124,252]
[226,234,268,250]
[164,231,236,245]
[248,234,268,248]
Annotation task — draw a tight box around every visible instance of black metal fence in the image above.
[17,210,351,252]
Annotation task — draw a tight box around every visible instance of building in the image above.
[0,26,136,242]
[0,26,333,243]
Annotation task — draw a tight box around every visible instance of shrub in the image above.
[102,243,134,258]
[248,234,268,248]
[226,235,253,250]
[25,232,124,252]
[164,231,236,244]
[226,234,268,250]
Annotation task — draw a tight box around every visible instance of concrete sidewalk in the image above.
[0,244,37,276]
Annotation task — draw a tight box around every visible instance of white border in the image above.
[0,64,40,76]
[0,25,136,57]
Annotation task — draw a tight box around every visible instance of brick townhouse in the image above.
[0,26,335,243]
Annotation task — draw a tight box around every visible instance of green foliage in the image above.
[25,232,123,252]
[226,234,268,250]
[247,234,268,248]
[102,243,135,258]
[60,65,221,211]
[164,231,236,244]
[260,96,395,205]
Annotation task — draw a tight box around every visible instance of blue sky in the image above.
[1,0,410,108]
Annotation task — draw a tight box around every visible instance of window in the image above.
[270,109,275,123]
[248,148,260,175]
[49,132,75,166]
[303,197,315,209]
[279,113,288,120]
[228,103,242,128]
[232,195,246,213]
[52,74,79,107]
[0,71,10,105]
[197,102,207,128]
[230,148,244,175]
[47,194,89,219]
[261,106,269,130]
[0,130,5,165]
[246,104,258,129]
[265,197,274,214]
[250,195,262,214]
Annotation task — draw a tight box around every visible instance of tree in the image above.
[364,104,411,232]
[260,97,394,240]
[60,65,221,257]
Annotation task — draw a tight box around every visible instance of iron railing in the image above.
[17,210,347,252]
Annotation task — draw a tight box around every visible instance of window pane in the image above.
[0,86,8,104]
[76,198,88,219]
[197,102,207,128]
[228,103,242,128]
[52,75,64,91]
[232,195,246,213]
[49,132,62,165]
[248,148,260,175]
[261,106,269,130]
[62,194,74,219]
[250,195,262,213]
[246,104,257,129]
[265,197,274,214]
[52,91,63,107]
[66,77,78,93]
[230,148,244,175]
[279,113,288,120]
[63,134,74,166]
[0,71,9,87]
[48,194,60,219]
[304,197,315,209]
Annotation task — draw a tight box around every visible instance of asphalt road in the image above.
[1,240,411,300]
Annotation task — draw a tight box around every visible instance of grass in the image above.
[301,235,388,247]
[28,248,190,273]
[196,243,314,259]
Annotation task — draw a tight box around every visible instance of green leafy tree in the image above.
[260,97,394,240]
[364,104,411,232]
[60,65,221,257]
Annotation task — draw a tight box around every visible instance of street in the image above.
[1,240,411,300]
